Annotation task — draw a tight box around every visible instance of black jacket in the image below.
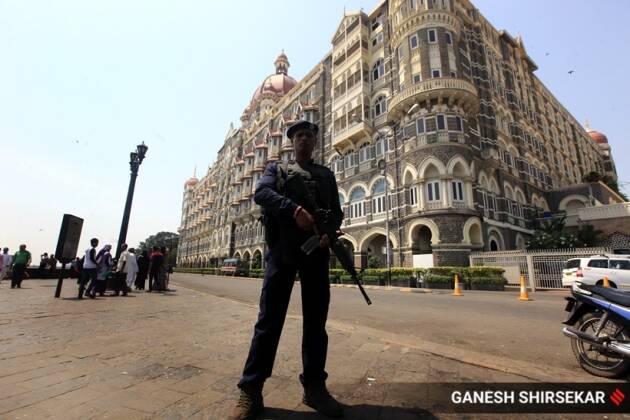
[254,161,343,264]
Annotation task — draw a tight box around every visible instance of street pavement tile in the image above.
[166,372,218,395]
[1,404,52,420]
[122,388,188,413]
[90,406,149,419]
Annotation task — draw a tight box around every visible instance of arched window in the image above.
[374,136,389,156]
[338,193,345,206]
[373,95,387,118]
[349,187,366,218]
[371,179,392,214]
[372,59,384,82]
[358,143,373,162]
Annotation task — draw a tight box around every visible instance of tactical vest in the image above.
[261,161,321,248]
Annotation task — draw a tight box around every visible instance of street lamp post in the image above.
[116,142,148,260]
[377,159,392,287]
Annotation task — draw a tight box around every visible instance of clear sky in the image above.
[1,0,628,263]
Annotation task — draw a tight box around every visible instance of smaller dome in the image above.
[584,121,608,144]
[185,177,199,188]
[587,130,608,144]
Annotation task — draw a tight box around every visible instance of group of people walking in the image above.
[0,245,32,288]
[77,239,170,299]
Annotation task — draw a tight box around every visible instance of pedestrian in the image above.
[160,246,168,290]
[113,244,130,295]
[82,238,99,299]
[148,246,164,292]
[70,257,82,279]
[124,248,139,290]
[229,121,344,419]
[135,250,149,290]
[11,244,32,289]
[38,253,49,277]
[48,254,57,278]
[0,247,11,285]
[96,245,115,296]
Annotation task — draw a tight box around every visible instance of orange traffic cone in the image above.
[452,274,463,296]
[603,276,611,288]
[518,275,532,301]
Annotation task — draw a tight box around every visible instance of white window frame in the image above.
[428,29,437,44]
[371,32,383,47]
[350,201,365,218]
[436,114,446,131]
[431,69,441,78]
[416,118,425,134]
[373,96,387,118]
[409,186,418,206]
[372,59,385,81]
[451,180,465,202]
[359,145,371,162]
[427,181,441,202]
[410,34,419,49]
[455,116,463,132]
[413,73,421,83]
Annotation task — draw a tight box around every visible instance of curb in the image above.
[331,283,433,293]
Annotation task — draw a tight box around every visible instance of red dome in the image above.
[251,74,297,102]
[587,130,608,144]
[251,52,297,103]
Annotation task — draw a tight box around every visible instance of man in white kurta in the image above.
[125,249,139,289]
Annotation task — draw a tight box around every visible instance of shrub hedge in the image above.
[176,266,506,288]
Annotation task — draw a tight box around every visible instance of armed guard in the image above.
[229,120,344,419]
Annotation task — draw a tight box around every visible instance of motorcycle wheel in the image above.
[570,311,630,378]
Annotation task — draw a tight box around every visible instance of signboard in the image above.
[54,214,84,263]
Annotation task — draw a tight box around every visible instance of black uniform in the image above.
[238,159,343,389]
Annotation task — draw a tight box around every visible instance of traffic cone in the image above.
[603,276,611,288]
[518,275,532,301]
[452,274,463,296]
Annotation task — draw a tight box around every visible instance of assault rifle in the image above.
[285,173,372,305]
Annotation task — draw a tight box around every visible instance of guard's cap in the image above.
[286,120,319,140]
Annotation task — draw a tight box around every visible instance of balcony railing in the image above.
[388,78,478,117]
[579,203,630,221]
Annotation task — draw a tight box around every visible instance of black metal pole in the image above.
[116,170,138,260]
[54,262,67,298]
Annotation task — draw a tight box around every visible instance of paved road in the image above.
[172,273,581,377]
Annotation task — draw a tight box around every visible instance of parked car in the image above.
[562,255,630,289]
[219,258,249,277]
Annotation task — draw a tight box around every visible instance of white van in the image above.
[562,255,630,289]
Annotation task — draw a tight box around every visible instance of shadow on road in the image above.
[264,404,437,419]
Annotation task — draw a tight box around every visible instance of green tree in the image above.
[576,224,604,247]
[582,171,628,201]
[138,231,179,267]
[368,255,382,268]
[527,216,602,250]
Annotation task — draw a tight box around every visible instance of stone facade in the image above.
[177,0,622,269]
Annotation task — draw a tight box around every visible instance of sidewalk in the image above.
[0,279,584,419]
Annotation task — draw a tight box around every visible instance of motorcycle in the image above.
[562,281,630,378]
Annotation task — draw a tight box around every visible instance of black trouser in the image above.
[83,268,99,295]
[238,249,330,389]
[149,270,161,291]
[11,264,27,288]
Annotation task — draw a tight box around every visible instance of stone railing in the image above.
[388,78,477,116]
[578,203,630,222]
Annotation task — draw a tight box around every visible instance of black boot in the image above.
[303,383,343,418]
[228,383,264,420]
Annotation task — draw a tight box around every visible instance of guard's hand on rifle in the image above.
[319,234,330,248]
[294,206,314,231]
